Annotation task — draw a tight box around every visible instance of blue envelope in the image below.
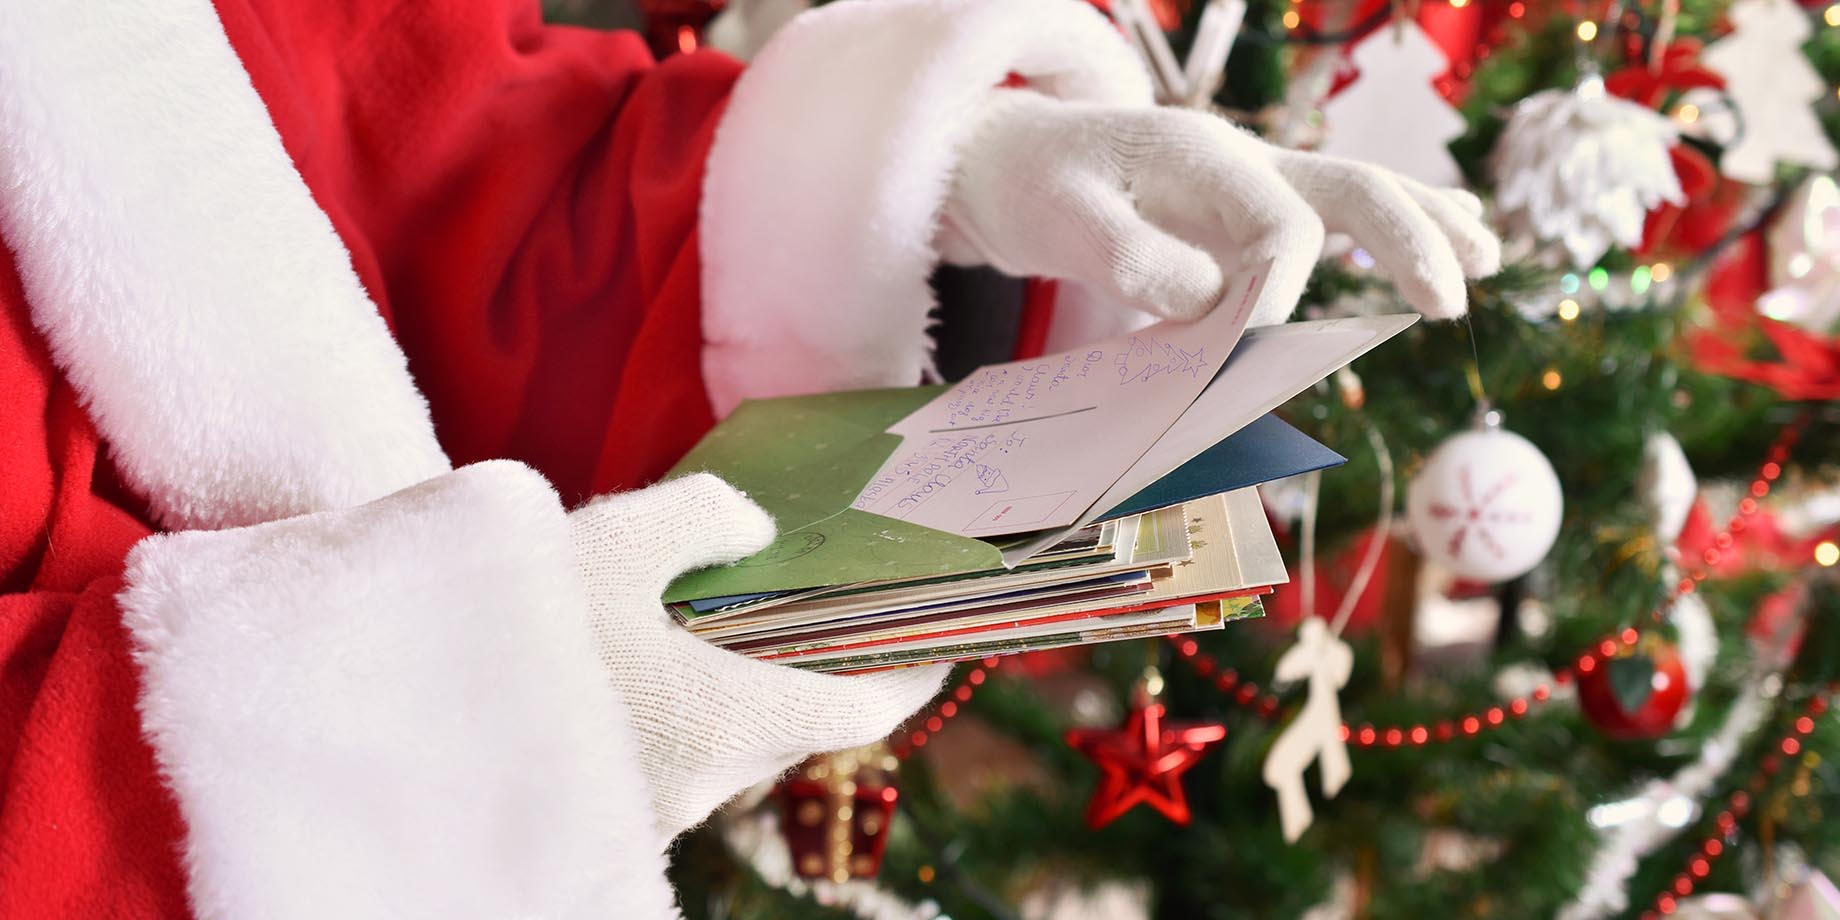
[1100,413,1343,520]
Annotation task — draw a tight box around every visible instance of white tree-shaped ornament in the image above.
[1262,617,1355,843]
[1320,21,1466,188]
[1702,0,1838,185]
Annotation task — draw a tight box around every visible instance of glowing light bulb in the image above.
[1576,21,1599,41]
[1816,541,1839,567]
[1557,299,1581,321]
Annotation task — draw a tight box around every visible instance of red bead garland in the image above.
[1168,420,1806,746]
[1637,688,1832,920]
[892,657,1002,759]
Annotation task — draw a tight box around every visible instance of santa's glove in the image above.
[570,473,948,839]
[939,91,1501,326]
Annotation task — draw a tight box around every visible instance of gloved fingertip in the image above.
[1461,230,1504,279]
[1441,187,1487,220]
[1113,240,1223,322]
[729,498,778,558]
[1241,217,1328,286]
[1422,286,1471,321]
[669,472,778,561]
[1399,271,1469,322]
[706,495,776,563]
[1148,280,1221,322]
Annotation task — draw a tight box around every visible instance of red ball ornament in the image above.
[1576,636,1691,740]
[1066,699,1225,828]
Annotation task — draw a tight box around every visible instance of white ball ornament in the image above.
[1406,423,1563,582]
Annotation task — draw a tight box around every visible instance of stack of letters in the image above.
[663,266,1416,673]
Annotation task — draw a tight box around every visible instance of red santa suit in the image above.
[0,0,1147,916]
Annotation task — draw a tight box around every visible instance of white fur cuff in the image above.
[700,0,1154,415]
[0,0,450,531]
[119,462,677,920]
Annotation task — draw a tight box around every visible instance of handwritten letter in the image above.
[850,268,1270,538]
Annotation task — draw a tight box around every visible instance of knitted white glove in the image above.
[570,474,948,839]
[939,91,1501,326]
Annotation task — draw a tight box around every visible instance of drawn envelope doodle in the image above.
[850,265,1273,539]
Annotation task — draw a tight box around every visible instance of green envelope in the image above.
[661,387,1008,604]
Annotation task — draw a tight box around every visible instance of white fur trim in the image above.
[0,1,449,531]
[120,462,678,920]
[700,0,1153,415]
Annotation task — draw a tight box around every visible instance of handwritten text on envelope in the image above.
[850,267,1271,538]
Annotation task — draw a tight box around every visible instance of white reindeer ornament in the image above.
[1262,616,1355,842]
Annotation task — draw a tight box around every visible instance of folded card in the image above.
[850,268,1268,537]
[664,297,1417,603]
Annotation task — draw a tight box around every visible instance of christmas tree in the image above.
[555,0,1840,916]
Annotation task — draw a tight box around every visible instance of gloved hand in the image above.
[570,473,947,839]
[938,91,1501,326]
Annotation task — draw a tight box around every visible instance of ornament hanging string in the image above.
[1299,469,1320,630]
[1461,313,1493,417]
[1296,423,1398,638]
[1334,425,1396,636]
[1575,0,1623,76]
[1648,0,1679,71]
[1389,0,1421,41]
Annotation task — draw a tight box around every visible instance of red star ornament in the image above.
[1065,701,1225,828]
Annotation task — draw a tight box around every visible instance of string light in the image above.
[1816,541,1839,567]
[1542,368,1563,390]
[1558,299,1581,321]
[1675,103,1700,124]
[1651,262,1673,283]
[1576,21,1599,41]
[1826,4,1840,26]
[1508,1,1525,16]
[1282,9,1301,29]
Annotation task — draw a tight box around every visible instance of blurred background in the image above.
[545,1,1840,917]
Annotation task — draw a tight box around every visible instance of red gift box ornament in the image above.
[777,743,901,882]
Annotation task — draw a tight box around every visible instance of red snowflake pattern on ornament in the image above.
[1427,464,1532,561]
